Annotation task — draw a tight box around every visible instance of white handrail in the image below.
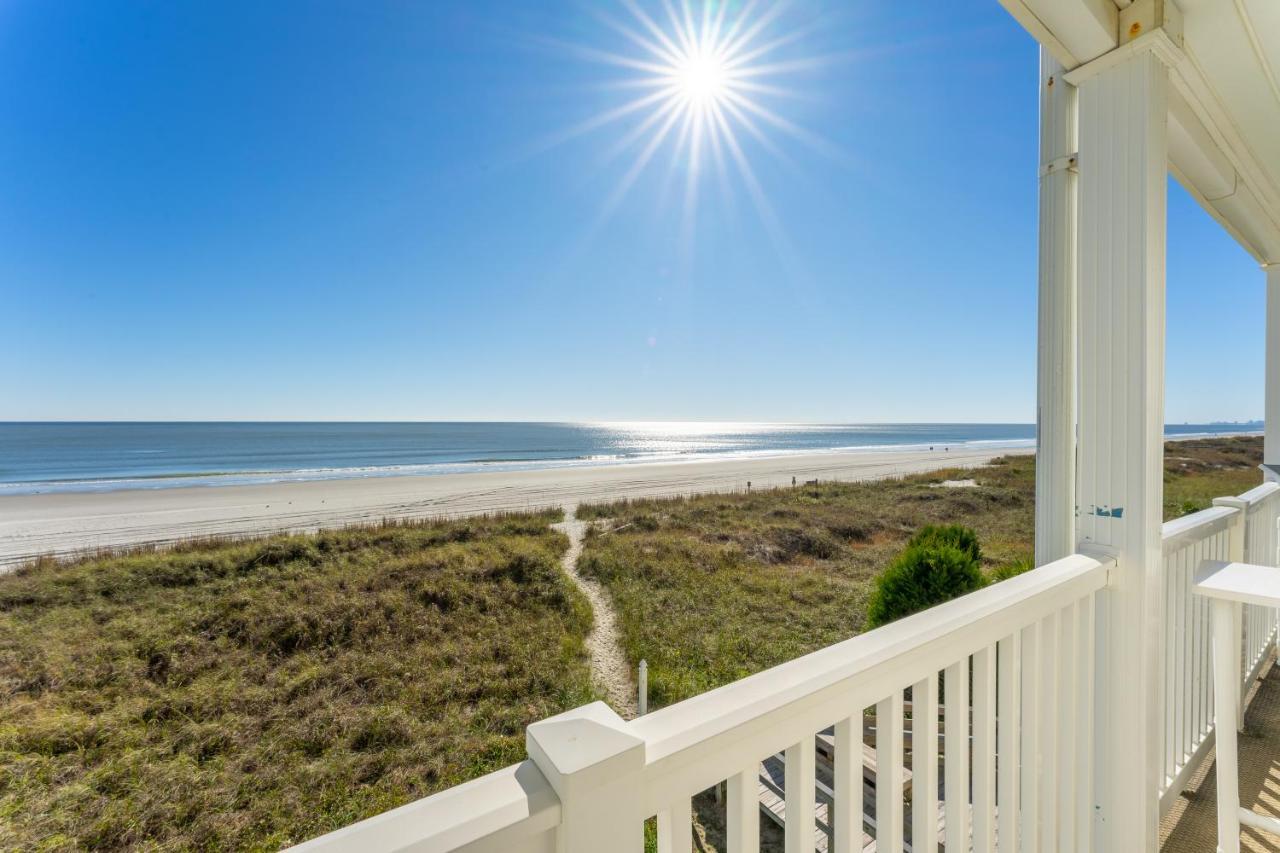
[632,552,1106,764]
[290,760,560,853]
[292,551,1113,852]
[627,553,1109,820]
[1237,480,1280,507]
[1161,504,1236,551]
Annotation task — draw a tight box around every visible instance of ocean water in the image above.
[0,421,1260,496]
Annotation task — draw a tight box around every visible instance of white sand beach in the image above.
[0,445,1028,568]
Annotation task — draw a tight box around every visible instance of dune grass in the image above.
[1163,435,1266,516]
[578,435,1264,709]
[577,456,1036,708]
[0,510,595,851]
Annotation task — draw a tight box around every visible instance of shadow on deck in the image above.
[1161,665,1280,852]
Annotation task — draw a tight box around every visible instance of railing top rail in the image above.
[630,551,1109,766]
[288,760,559,853]
[1238,480,1280,508]
[1161,504,1237,551]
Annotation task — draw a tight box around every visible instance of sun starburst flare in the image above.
[551,0,838,253]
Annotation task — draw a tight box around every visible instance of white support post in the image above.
[1211,598,1243,853]
[1035,48,1078,566]
[1266,266,1280,481]
[1215,496,1250,731]
[526,702,646,853]
[1069,36,1177,853]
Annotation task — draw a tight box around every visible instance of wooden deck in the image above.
[1161,664,1280,853]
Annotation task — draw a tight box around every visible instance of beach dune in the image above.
[0,446,1023,568]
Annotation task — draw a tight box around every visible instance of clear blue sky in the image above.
[0,1,1265,423]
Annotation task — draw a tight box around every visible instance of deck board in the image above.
[756,719,970,852]
[1161,660,1280,853]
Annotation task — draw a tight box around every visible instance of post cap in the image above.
[526,702,645,798]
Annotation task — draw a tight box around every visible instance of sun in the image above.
[673,52,729,106]
[547,0,837,251]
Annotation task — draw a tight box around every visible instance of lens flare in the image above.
[549,0,837,251]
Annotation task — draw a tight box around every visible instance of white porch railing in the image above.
[1158,482,1280,815]
[297,552,1111,852]
[1238,484,1280,679]
[293,484,1279,853]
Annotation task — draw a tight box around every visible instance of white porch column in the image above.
[1035,48,1078,565]
[1265,265,1280,479]
[1069,40,1176,853]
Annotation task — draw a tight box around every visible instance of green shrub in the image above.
[907,524,981,562]
[1177,498,1206,517]
[865,530,986,629]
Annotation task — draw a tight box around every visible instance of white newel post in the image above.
[526,702,646,853]
[1035,47,1078,566]
[1068,34,1179,853]
[1266,266,1280,480]
[1214,496,1250,731]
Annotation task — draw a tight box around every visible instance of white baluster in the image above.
[911,673,939,853]
[1172,537,1177,778]
[1019,621,1039,852]
[944,659,969,852]
[656,797,692,853]
[1055,606,1076,852]
[834,715,862,853]
[1036,612,1058,853]
[997,633,1020,852]
[1176,544,1188,768]
[1175,543,1187,765]
[727,765,759,853]
[973,645,997,852]
[1076,596,1096,848]
[784,736,815,852]
[877,691,904,852]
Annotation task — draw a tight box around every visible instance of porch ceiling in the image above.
[1000,0,1280,266]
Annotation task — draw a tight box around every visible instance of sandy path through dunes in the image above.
[553,508,637,719]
